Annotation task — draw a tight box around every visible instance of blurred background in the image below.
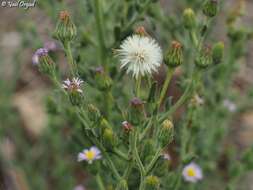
[0,0,253,189]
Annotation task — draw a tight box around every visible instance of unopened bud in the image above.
[145,176,160,190]
[122,121,133,133]
[87,104,101,123]
[33,48,55,75]
[129,97,145,125]
[165,41,183,67]
[94,67,113,91]
[54,10,77,44]
[195,45,212,69]
[183,8,196,30]
[102,128,118,150]
[135,26,149,36]
[158,119,174,147]
[203,0,218,18]
[212,42,224,64]
[228,27,247,43]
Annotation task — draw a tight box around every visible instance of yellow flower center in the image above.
[85,150,95,160]
[187,168,196,177]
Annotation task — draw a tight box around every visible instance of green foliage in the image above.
[1,0,253,190]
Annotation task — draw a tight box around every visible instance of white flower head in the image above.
[62,78,84,93]
[117,34,163,79]
[182,162,203,183]
[77,146,102,164]
[223,99,237,113]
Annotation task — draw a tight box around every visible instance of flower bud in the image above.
[158,119,174,147]
[227,27,247,43]
[33,48,56,75]
[212,42,224,64]
[128,97,145,125]
[183,8,196,30]
[164,41,183,67]
[94,67,113,91]
[203,0,218,18]
[195,45,212,69]
[122,121,133,133]
[54,10,77,44]
[145,176,160,190]
[116,179,128,190]
[135,26,149,36]
[87,104,102,123]
[102,128,118,150]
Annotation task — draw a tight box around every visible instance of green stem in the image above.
[145,148,162,175]
[139,119,153,141]
[94,0,107,70]
[113,148,129,161]
[159,69,201,122]
[159,81,193,122]
[174,166,183,190]
[123,160,134,179]
[190,30,199,49]
[135,76,142,97]
[131,131,145,190]
[157,68,175,108]
[64,42,76,76]
[139,179,146,190]
[133,131,145,176]
[96,174,106,190]
[90,133,122,181]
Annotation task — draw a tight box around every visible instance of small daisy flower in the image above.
[182,162,203,183]
[32,48,48,65]
[62,78,84,93]
[117,34,163,79]
[77,146,102,164]
[223,99,237,113]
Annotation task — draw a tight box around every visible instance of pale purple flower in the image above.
[77,146,102,164]
[73,185,86,190]
[62,78,84,93]
[44,41,60,51]
[32,48,48,65]
[182,162,203,183]
[223,99,237,113]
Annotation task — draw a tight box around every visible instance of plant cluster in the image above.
[1,0,253,190]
